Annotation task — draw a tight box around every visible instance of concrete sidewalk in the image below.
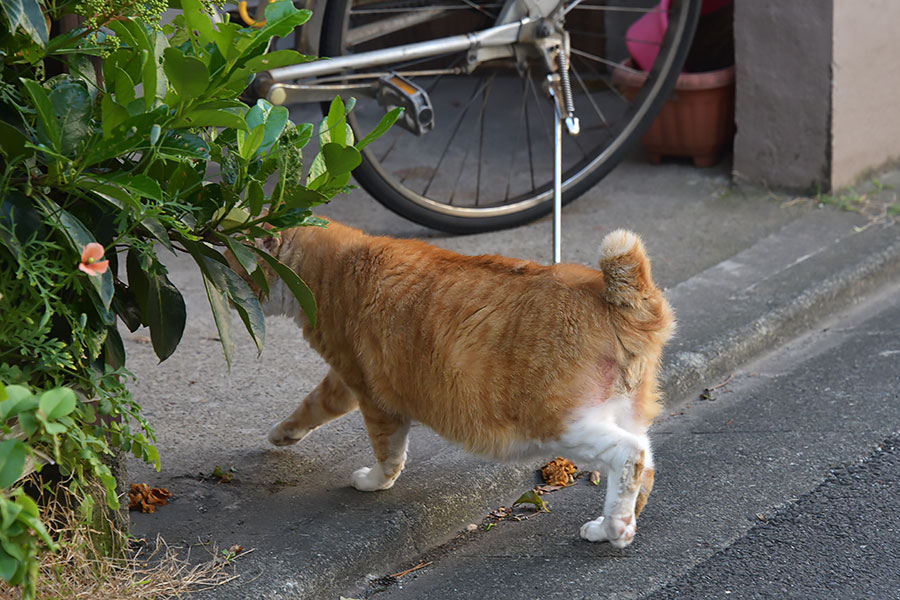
[123,157,899,600]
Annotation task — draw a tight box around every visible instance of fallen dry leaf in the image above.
[489,506,511,519]
[541,457,577,486]
[590,470,602,486]
[534,484,566,495]
[128,483,173,513]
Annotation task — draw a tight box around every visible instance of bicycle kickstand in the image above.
[547,43,580,265]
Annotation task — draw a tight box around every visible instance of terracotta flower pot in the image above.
[614,60,736,167]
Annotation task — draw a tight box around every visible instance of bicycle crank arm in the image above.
[258,17,539,104]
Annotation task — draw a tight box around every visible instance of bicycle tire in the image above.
[320,0,702,234]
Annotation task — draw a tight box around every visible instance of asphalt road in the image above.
[368,283,900,600]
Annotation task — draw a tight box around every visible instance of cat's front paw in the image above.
[579,514,635,548]
[350,466,395,492]
[267,423,311,447]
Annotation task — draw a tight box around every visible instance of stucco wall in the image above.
[732,0,832,191]
[830,0,900,189]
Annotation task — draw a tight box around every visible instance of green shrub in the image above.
[0,0,399,596]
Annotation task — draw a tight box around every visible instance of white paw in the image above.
[350,466,395,492]
[267,423,310,447]
[579,514,636,548]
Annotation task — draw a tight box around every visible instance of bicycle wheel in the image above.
[320,0,702,233]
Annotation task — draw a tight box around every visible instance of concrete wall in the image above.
[732,0,832,191]
[830,0,900,189]
[734,0,900,191]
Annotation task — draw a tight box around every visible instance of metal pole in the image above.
[553,102,562,265]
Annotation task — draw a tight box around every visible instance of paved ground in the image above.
[122,137,900,599]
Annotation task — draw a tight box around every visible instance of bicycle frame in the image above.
[257,0,566,105]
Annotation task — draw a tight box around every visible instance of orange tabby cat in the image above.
[237,220,674,548]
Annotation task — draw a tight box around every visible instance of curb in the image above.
[661,234,900,405]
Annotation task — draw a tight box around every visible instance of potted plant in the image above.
[614,0,735,167]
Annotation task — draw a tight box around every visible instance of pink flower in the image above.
[78,243,109,276]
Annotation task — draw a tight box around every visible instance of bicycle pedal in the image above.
[376,74,434,136]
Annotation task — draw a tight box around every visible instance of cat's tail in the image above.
[597,229,655,308]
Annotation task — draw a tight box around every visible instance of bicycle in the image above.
[244,0,702,235]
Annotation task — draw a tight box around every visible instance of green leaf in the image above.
[202,273,234,367]
[164,47,210,101]
[222,234,269,297]
[105,325,126,369]
[0,440,27,489]
[282,187,328,211]
[43,422,67,435]
[157,131,209,160]
[244,49,315,73]
[317,172,352,198]
[247,180,265,216]
[185,242,266,354]
[238,123,266,161]
[0,190,43,253]
[38,388,76,420]
[0,547,17,583]
[20,78,60,152]
[326,96,347,146]
[111,66,136,106]
[258,2,312,46]
[109,20,168,108]
[307,152,327,187]
[357,107,404,150]
[68,51,99,91]
[141,217,173,253]
[171,108,247,130]
[252,247,317,326]
[88,104,169,163]
[233,2,311,66]
[0,498,23,530]
[126,248,149,319]
[101,95,130,139]
[1,0,48,46]
[180,0,230,59]
[218,235,258,275]
[128,174,164,202]
[47,78,92,155]
[246,100,289,156]
[17,411,38,437]
[0,121,31,161]
[322,143,361,174]
[80,180,135,211]
[112,280,143,332]
[0,391,38,421]
[513,489,550,512]
[146,272,186,361]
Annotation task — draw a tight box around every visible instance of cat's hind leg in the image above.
[268,369,358,446]
[351,403,411,492]
[560,407,651,548]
